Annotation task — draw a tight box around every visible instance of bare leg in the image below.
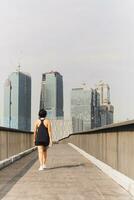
[38,146,44,166]
[43,148,47,165]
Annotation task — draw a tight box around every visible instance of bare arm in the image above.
[47,120,52,142]
[33,120,38,143]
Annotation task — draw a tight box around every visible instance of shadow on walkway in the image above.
[47,163,85,170]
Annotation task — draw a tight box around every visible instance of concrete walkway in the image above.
[1,144,134,200]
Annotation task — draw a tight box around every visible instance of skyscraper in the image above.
[40,71,64,119]
[4,68,31,131]
[96,80,110,105]
[71,84,100,132]
[96,81,114,126]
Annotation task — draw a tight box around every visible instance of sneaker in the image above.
[42,164,47,169]
[38,166,44,171]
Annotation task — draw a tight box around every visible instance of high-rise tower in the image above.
[71,84,100,132]
[40,71,64,119]
[96,81,114,126]
[4,68,31,131]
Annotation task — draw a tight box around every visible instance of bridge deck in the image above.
[0,144,134,200]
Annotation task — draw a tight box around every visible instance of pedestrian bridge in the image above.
[0,121,134,199]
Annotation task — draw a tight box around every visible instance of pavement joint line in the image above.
[0,146,37,170]
[68,142,134,197]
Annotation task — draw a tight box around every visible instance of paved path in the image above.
[0,150,37,199]
[1,144,134,200]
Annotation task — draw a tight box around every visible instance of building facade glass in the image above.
[71,86,100,132]
[40,71,64,119]
[4,71,31,131]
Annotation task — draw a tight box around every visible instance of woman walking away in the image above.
[34,109,52,171]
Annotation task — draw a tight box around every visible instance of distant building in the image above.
[4,68,31,131]
[40,71,64,119]
[71,81,114,132]
[71,85,100,132]
[92,89,101,128]
[96,81,114,126]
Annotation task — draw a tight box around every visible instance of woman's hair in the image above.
[38,109,47,118]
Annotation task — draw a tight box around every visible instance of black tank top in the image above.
[35,119,50,146]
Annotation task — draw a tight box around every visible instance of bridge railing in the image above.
[0,127,33,161]
[59,120,134,180]
[0,119,72,161]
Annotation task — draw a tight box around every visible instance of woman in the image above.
[34,109,52,171]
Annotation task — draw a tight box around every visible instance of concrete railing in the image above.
[60,120,134,180]
[0,127,34,161]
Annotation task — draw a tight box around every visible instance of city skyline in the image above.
[1,67,114,132]
[0,0,134,127]
[0,65,132,128]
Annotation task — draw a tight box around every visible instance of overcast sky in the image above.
[0,0,134,127]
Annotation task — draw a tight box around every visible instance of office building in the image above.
[40,71,64,119]
[96,81,114,126]
[4,68,31,131]
[71,84,100,132]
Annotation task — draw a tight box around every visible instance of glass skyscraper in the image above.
[71,85,100,132]
[4,70,31,131]
[71,81,114,132]
[40,71,64,119]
